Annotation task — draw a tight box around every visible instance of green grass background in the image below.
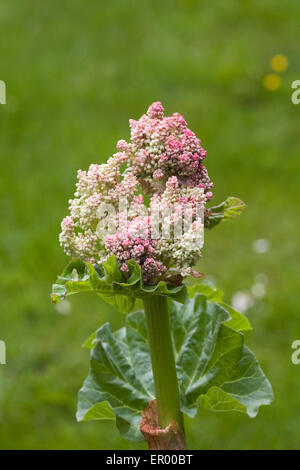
[0,0,299,449]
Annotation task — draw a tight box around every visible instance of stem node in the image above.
[140,400,186,450]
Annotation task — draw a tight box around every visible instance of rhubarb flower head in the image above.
[59,103,210,284]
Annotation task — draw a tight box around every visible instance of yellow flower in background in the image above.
[270,54,289,73]
[263,73,282,91]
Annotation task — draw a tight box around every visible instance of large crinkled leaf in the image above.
[205,197,246,229]
[198,345,274,417]
[51,255,187,313]
[77,292,272,442]
[77,312,155,442]
[171,294,272,418]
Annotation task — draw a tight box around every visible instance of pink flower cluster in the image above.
[105,227,166,283]
[118,102,213,199]
[59,103,212,284]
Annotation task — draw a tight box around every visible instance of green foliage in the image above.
[51,256,187,313]
[77,314,155,442]
[187,284,252,332]
[171,294,272,418]
[77,289,272,442]
[205,197,246,229]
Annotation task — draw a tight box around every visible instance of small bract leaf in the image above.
[51,255,187,313]
[205,197,246,229]
[188,283,223,303]
[220,302,252,332]
[77,315,155,442]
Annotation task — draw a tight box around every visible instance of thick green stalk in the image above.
[143,296,183,430]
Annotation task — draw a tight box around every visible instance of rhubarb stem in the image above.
[143,296,184,430]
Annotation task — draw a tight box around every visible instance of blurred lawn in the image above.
[0,0,299,449]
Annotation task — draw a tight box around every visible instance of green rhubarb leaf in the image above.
[77,314,155,442]
[205,197,246,229]
[171,294,272,418]
[220,301,252,332]
[82,331,97,349]
[77,291,272,442]
[188,283,223,302]
[188,283,252,332]
[77,400,115,421]
[51,255,187,313]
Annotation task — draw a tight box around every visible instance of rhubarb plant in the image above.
[52,102,273,449]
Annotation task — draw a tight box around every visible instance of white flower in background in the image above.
[231,290,254,313]
[55,300,72,315]
[251,283,266,299]
[252,239,271,254]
